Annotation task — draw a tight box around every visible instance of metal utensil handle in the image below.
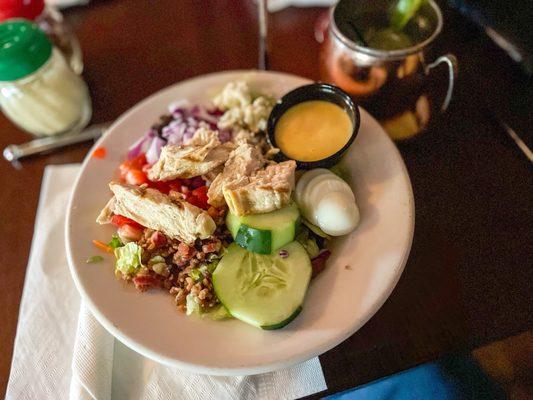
[3,122,110,162]
[258,0,269,70]
[426,53,458,112]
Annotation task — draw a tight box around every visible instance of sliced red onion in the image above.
[168,99,190,114]
[190,105,219,125]
[128,105,225,160]
[218,129,232,143]
[127,130,155,159]
[145,136,166,164]
[311,250,331,278]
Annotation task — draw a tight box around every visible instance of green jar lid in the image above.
[0,19,52,81]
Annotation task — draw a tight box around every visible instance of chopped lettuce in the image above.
[302,237,320,259]
[108,235,123,249]
[208,305,232,320]
[186,293,232,320]
[302,219,331,240]
[189,269,203,282]
[200,260,219,275]
[114,242,143,275]
[86,255,104,264]
[298,237,320,258]
[296,227,321,258]
[190,260,219,283]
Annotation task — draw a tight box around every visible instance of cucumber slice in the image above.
[261,307,302,330]
[226,203,300,254]
[235,224,271,254]
[212,242,311,329]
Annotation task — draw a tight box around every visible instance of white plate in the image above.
[66,70,414,375]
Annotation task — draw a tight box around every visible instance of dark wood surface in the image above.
[1,1,531,397]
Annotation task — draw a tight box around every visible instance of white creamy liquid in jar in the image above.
[0,48,91,136]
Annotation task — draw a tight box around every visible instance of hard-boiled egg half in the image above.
[295,169,360,236]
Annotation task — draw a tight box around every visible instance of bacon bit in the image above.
[311,250,331,278]
[92,147,107,159]
[92,239,113,253]
[150,231,167,248]
[177,242,196,259]
[133,274,161,291]
[202,240,221,254]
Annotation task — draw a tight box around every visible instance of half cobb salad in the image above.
[94,80,361,329]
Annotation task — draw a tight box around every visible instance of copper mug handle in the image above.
[425,53,458,112]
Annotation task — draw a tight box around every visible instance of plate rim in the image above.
[65,69,415,375]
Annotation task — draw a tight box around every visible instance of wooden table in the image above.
[1,1,531,397]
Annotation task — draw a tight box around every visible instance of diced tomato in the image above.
[143,178,180,195]
[111,214,143,229]
[147,180,170,194]
[92,147,106,159]
[117,224,143,242]
[125,169,148,185]
[167,179,183,192]
[192,186,208,208]
[184,186,209,210]
[119,154,147,180]
[184,192,202,208]
[141,164,151,174]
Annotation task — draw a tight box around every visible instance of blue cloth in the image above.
[325,355,505,400]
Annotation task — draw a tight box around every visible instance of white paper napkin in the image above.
[6,164,327,400]
[6,164,82,400]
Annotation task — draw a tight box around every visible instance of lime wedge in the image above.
[390,0,426,31]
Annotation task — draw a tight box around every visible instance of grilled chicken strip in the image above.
[97,182,216,244]
[222,160,296,216]
[148,128,234,181]
[207,143,265,208]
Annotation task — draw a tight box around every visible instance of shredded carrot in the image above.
[92,147,107,159]
[92,239,113,253]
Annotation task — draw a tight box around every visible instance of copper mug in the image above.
[318,0,458,140]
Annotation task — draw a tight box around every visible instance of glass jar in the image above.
[317,0,457,140]
[0,20,91,136]
[0,0,83,74]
